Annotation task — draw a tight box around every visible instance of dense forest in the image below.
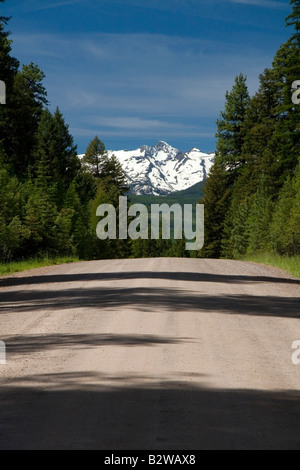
[0,0,299,265]
[200,0,300,260]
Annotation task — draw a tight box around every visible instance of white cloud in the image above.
[90,116,177,130]
[23,0,85,12]
[70,126,214,140]
[228,0,289,9]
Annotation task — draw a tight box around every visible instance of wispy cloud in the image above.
[228,0,289,9]
[70,125,214,140]
[23,0,84,12]
[90,116,177,130]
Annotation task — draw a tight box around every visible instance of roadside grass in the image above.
[0,256,80,277]
[242,253,300,279]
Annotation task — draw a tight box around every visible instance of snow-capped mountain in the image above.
[107,141,215,196]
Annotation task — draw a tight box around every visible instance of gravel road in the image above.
[0,258,300,449]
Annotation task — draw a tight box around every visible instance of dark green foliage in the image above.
[246,174,274,254]
[167,238,190,258]
[102,154,129,197]
[199,75,250,259]
[271,164,300,255]
[5,64,49,177]
[0,167,29,261]
[0,4,48,177]
[35,108,80,191]
[201,1,300,261]
[0,1,19,87]
[82,136,107,178]
[215,74,250,171]
[286,0,300,42]
[200,163,232,258]
[269,39,300,181]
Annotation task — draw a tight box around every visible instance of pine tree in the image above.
[34,108,80,196]
[4,63,48,176]
[102,154,129,197]
[246,174,274,254]
[271,163,300,255]
[288,163,300,255]
[271,176,294,255]
[74,169,97,205]
[0,1,19,87]
[24,156,58,256]
[215,74,250,172]
[89,184,114,259]
[242,68,279,164]
[269,1,300,180]
[222,196,252,259]
[286,0,300,43]
[0,167,29,261]
[0,1,19,158]
[0,3,49,176]
[83,136,107,178]
[199,162,232,258]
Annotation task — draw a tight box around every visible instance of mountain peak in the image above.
[107,142,215,196]
[154,141,173,151]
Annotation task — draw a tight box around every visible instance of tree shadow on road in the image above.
[1,371,300,450]
[0,270,299,288]
[3,333,192,355]
[0,285,299,319]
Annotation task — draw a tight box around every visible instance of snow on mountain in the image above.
[106,141,215,196]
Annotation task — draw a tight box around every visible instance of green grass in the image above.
[242,253,300,278]
[0,256,80,276]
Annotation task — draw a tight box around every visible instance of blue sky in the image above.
[4,0,292,153]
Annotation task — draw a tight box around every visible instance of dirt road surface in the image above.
[0,258,300,450]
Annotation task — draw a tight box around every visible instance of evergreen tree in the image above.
[0,1,19,157]
[168,238,190,258]
[215,74,250,172]
[246,174,274,254]
[0,1,19,87]
[242,68,279,165]
[200,76,250,258]
[74,169,97,205]
[0,167,28,261]
[269,3,300,180]
[24,156,58,256]
[102,154,129,197]
[270,175,295,255]
[286,0,300,43]
[199,162,232,258]
[288,163,300,255]
[89,184,115,259]
[271,164,300,255]
[222,196,251,259]
[34,108,80,196]
[5,63,48,176]
[83,136,107,178]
